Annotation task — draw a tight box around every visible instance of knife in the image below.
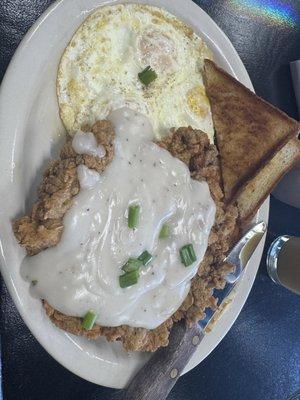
[117,221,266,400]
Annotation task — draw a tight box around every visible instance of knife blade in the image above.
[118,221,267,400]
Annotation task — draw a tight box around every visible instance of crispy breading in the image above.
[13,124,238,352]
[13,120,114,255]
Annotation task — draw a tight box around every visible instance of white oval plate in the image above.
[0,0,269,389]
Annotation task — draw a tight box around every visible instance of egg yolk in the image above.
[187,86,209,118]
[137,29,177,74]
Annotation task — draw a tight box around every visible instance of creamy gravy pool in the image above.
[22,108,215,329]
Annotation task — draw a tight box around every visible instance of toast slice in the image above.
[236,138,300,224]
[203,59,300,203]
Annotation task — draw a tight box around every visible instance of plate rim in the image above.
[0,0,269,388]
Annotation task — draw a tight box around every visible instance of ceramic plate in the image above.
[0,0,269,388]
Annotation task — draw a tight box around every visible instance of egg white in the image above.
[57,4,214,140]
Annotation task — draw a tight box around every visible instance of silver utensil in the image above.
[119,221,267,400]
[267,235,300,295]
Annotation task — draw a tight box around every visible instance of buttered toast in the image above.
[203,59,300,206]
[203,59,300,223]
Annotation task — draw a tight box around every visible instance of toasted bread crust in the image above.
[203,59,300,203]
[236,138,300,224]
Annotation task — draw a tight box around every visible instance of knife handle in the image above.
[118,321,204,400]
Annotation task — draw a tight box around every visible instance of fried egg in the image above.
[57,4,214,140]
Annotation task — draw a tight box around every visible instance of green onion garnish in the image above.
[119,270,140,288]
[128,204,140,229]
[180,244,197,267]
[122,258,142,273]
[82,310,98,330]
[138,250,153,266]
[138,66,157,86]
[31,280,38,286]
[159,224,170,239]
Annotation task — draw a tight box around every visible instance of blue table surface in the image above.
[1,1,300,399]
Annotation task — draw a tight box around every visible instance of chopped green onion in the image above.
[128,204,140,229]
[119,270,140,288]
[138,250,153,266]
[31,280,38,286]
[138,66,158,86]
[159,224,170,239]
[122,258,142,273]
[180,244,197,267]
[82,310,98,330]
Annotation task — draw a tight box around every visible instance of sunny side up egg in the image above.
[57,4,214,140]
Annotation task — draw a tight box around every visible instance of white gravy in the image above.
[22,108,215,329]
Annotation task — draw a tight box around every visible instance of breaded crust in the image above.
[13,124,238,352]
[203,59,300,203]
[13,120,115,256]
